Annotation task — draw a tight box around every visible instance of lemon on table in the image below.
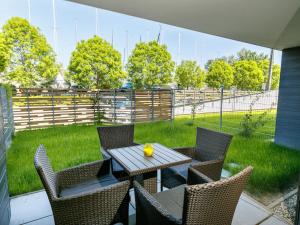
[144,143,154,157]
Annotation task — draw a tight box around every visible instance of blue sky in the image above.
[0,0,282,69]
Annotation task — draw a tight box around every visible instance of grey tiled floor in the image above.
[10,190,288,225]
[9,170,289,225]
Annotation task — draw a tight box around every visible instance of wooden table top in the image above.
[107,143,192,176]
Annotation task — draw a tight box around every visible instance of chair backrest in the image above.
[195,127,233,161]
[182,166,253,225]
[34,145,58,201]
[97,124,135,150]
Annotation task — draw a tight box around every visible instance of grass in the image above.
[7,112,300,197]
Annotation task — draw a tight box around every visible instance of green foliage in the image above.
[205,55,235,70]
[175,60,205,89]
[240,95,271,137]
[67,36,126,89]
[206,60,234,89]
[233,60,264,90]
[7,115,300,195]
[1,17,60,87]
[127,41,175,89]
[271,64,280,89]
[0,33,9,72]
[237,48,268,62]
[257,60,280,90]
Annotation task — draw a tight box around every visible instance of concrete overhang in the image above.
[67,0,300,50]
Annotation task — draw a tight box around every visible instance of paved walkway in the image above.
[9,190,288,225]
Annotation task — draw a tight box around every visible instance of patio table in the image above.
[107,143,192,191]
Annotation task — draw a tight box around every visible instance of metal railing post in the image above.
[113,89,117,123]
[73,90,77,124]
[26,89,31,130]
[51,89,55,126]
[151,89,154,121]
[220,85,224,130]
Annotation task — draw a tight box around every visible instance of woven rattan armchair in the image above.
[134,166,253,225]
[97,124,157,193]
[34,145,130,225]
[161,127,233,190]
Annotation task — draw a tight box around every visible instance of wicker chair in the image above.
[134,165,253,225]
[97,124,157,193]
[161,127,233,190]
[34,145,130,225]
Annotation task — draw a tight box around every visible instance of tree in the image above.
[205,55,235,70]
[0,33,9,73]
[67,36,126,89]
[175,60,205,89]
[257,59,280,90]
[127,41,175,89]
[233,60,264,90]
[1,17,60,87]
[237,48,268,62]
[206,60,234,89]
[271,64,280,89]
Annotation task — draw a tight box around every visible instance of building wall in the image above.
[275,47,300,150]
[0,88,11,225]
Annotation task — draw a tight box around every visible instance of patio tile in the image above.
[9,190,52,225]
[260,215,289,225]
[232,193,272,225]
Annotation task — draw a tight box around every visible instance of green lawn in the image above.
[7,113,300,197]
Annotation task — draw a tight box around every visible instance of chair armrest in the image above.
[52,181,130,224]
[191,159,224,181]
[57,159,111,188]
[173,147,194,158]
[187,167,214,185]
[133,181,181,225]
[100,148,112,160]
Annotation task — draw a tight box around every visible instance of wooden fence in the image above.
[12,88,173,130]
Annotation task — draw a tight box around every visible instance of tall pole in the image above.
[125,30,129,60]
[95,8,99,35]
[266,49,274,91]
[146,30,150,42]
[74,19,78,43]
[52,0,57,52]
[194,39,198,61]
[177,32,181,65]
[111,29,114,47]
[27,0,31,22]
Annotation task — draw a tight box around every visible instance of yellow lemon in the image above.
[144,143,154,157]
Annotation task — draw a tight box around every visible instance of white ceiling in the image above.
[67,0,300,50]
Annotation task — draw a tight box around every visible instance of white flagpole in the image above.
[95,8,99,35]
[27,0,31,22]
[52,0,57,52]
[177,32,181,65]
[111,29,114,47]
[74,19,78,43]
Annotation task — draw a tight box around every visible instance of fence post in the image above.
[183,89,185,114]
[130,89,134,123]
[113,90,117,123]
[171,89,175,121]
[151,89,154,121]
[26,89,31,130]
[51,89,55,126]
[73,90,77,124]
[220,85,224,130]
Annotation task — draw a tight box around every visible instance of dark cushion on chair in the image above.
[152,185,186,220]
[169,159,200,178]
[60,174,118,197]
